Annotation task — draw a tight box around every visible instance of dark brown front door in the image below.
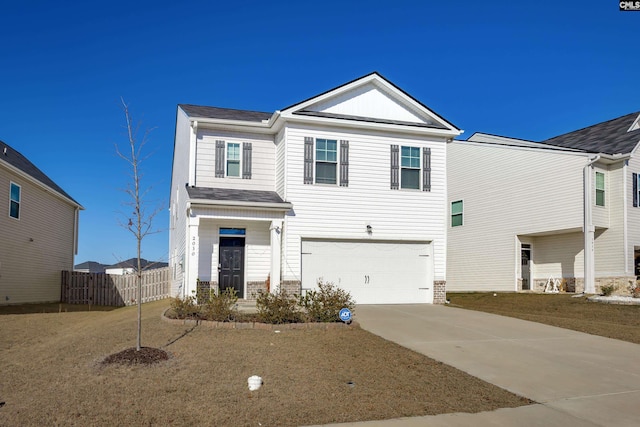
[219,237,245,298]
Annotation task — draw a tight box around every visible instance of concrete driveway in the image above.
[314,304,640,427]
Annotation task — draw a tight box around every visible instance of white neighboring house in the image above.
[0,140,83,304]
[105,258,168,275]
[169,72,462,304]
[447,111,640,294]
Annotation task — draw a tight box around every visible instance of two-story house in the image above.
[169,73,461,304]
[447,112,640,294]
[1,140,82,304]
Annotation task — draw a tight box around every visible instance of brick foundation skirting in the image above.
[434,280,446,304]
[532,276,636,295]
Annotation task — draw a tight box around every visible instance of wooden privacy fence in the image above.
[61,267,170,306]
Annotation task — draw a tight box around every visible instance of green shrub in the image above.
[600,284,616,296]
[256,289,302,324]
[170,294,199,318]
[200,288,239,321]
[300,281,356,322]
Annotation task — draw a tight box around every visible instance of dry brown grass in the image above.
[0,300,531,426]
[448,292,640,344]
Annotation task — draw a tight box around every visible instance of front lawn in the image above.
[447,292,640,344]
[0,300,531,426]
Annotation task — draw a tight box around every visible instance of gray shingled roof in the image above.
[106,258,168,270]
[186,186,289,205]
[0,140,81,205]
[179,104,272,122]
[542,112,640,155]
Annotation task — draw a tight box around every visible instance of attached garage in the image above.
[301,239,434,304]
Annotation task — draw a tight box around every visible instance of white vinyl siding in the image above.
[0,168,77,304]
[195,130,275,191]
[282,124,448,285]
[447,141,590,292]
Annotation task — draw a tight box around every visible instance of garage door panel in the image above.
[301,240,433,304]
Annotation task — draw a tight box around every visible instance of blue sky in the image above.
[1,1,638,265]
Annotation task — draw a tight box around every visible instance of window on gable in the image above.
[9,182,20,219]
[401,146,420,189]
[595,172,605,207]
[315,138,337,184]
[634,173,640,207]
[451,200,463,227]
[227,143,240,177]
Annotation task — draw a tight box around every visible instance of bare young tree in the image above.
[116,98,162,351]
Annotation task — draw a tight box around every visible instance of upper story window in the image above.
[315,138,337,184]
[215,140,252,179]
[390,145,431,191]
[9,182,20,219]
[634,173,640,208]
[226,143,240,177]
[401,146,420,189]
[304,137,349,186]
[595,172,605,207]
[451,200,463,227]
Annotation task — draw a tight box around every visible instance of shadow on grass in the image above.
[0,302,118,315]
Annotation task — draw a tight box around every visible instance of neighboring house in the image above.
[105,258,168,275]
[447,111,640,294]
[74,261,107,273]
[0,141,82,304]
[169,72,461,304]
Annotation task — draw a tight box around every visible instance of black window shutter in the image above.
[390,145,399,190]
[634,173,638,207]
[423,147,431,192]
[215,140,225,178]
[304,137,314,184]
[340,140,349,187]
[242,142,252,179]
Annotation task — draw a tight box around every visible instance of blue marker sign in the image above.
[339,308,352,323]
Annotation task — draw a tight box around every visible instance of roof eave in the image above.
[0,159,84,209]
[189,198,293,211]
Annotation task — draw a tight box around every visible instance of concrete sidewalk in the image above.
[311,304,640,427]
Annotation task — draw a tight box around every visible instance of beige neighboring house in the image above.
[1,140,83,304]
[447,112,640,294]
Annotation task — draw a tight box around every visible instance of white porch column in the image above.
[270,220,283,293]
[186,215,200,297]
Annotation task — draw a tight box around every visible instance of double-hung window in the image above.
[315,138,338,184]
[390,145,431,191]
[401,146,420,189]
[226,143,240,177]
[215,140,252,179]
[451,200,463,227]
[9,182,20,219]
[595,172,605,207]
[303,137,349,186]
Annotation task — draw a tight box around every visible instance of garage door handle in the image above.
[418,287,430,290]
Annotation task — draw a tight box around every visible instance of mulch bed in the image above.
[102,347,169,365]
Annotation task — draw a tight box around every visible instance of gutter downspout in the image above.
[583,155,600,294]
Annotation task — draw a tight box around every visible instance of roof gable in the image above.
[542,112,640,155]
[280,72,460,133]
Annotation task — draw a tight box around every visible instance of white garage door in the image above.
[301,240,433,304]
